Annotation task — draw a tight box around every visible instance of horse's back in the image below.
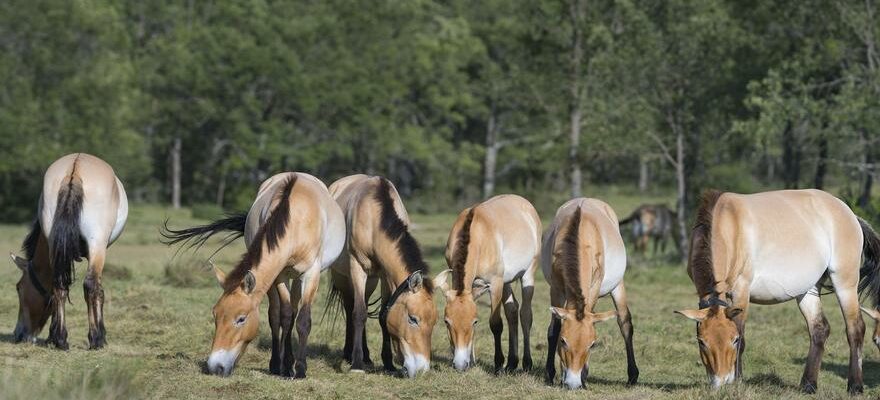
[477,195,540,279]
[246,172,345,270]
[543,198,626,296]
[718,189,861,303]
[40,153,126,248]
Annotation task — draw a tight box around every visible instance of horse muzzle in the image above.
[562,368,583,389]
[710,372,735,388]
[207,349,239,377]
[452,346,472,371]
[403,353,430,378]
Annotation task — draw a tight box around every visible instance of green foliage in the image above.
[0,0,877,220]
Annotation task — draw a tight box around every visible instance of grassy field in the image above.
[1,192,879,399]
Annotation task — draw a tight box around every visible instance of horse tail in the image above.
[857,217,880,308]
[50,172,84,293]
[618,210,637,226]
[160,212,247,256]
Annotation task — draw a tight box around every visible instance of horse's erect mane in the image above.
[224,175,298,292]
[558,207,586,320]
[22,218,41,261]
[374,178,432,294]
[689,190,724,299]
[451,207,475,295]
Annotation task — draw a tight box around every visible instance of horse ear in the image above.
[407,271,423,293]
[211,262,227,287]
[725,307,744,319]
[861,306,880,321]
[433,269,451,292]
[590,310,617,323]
[9,253,28,271]
[242,271,256,294]
[675,309,709,322]
[472,278,490,299]
[550,307,570,320]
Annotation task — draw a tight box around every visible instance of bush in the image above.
[190,203,224,220]
[163,257,215,288]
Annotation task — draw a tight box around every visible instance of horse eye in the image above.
[733,336,740,346]
[697,337,707,349]
[408,314,419,326]
[234,315,247,327]
[590,341,598,349]
[472,319,479,326]
[560,337,569,349]
[444,318,452,326]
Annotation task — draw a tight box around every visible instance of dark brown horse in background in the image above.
[618,204,678,256]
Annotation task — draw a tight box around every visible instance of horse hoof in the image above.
[522,358,533,372]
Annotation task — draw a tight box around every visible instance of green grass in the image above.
[1,199,879,399]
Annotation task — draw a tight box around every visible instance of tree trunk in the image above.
[482,104,499,200]
[216,165,227,208]
[813,135,828,190]
[568,0,585,199]
[638,155,649,192]
[782,120,801,189]
[675,131,688,262]
[171,136,182,209]
[859,129,875,209]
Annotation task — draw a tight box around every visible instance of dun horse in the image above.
[434,195,540,372]
[543,198,639,389]
[676,189,880,393]
[162,172,345,378]
[618,204,677,255]
[10,153,128,350]
[326,175,437,377]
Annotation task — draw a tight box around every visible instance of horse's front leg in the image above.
[292,268,320,379]
[348,258,369,372]
[610,283,639,385]
[267,282,282,374]
[279,279,297,377]
[83,248,107,349]
[488,278,505,373]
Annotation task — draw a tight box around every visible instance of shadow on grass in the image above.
[746,372,799,390]
[792,356,880,387]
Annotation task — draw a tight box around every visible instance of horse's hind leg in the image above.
[796,289,829,393]
[48,286,69,350]
[520,267,536,371]
[362,277,378,368]
[610,283,639,384]
[83,246,107,349]
[829,270,865,394]
[502,283,519,372]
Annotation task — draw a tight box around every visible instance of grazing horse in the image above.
[434,194,540,373]
[618,203,677,255]
[543,198,639,389]
[326,175,437,377]
[161,172,345,378]
[675,189,880,393]
[10,153,128,350]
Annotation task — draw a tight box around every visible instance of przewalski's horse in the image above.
[543,198,639,389]
[618,203,678,255]
[10,153,128,350]
[675,189,880,394]
[161,172,345,378]
[326,175,437,377]
[434,194,540,373]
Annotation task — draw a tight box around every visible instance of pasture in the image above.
[1,196,879,400]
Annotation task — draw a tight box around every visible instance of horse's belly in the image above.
[749,262,826,304]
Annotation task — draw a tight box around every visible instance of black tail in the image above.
[51,175,84,292]
[160,212,247,257]
[618,211,637,227]
[857,217,880,308]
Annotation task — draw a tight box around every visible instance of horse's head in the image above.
[10,254,50,343]
[207,266,260,377]
[381,271,438,378]
[861,307,880,353]
[434,270,488,371]
[676,306,743,388]
[550,307,617,389]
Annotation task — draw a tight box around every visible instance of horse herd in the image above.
[8,153,880,394]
